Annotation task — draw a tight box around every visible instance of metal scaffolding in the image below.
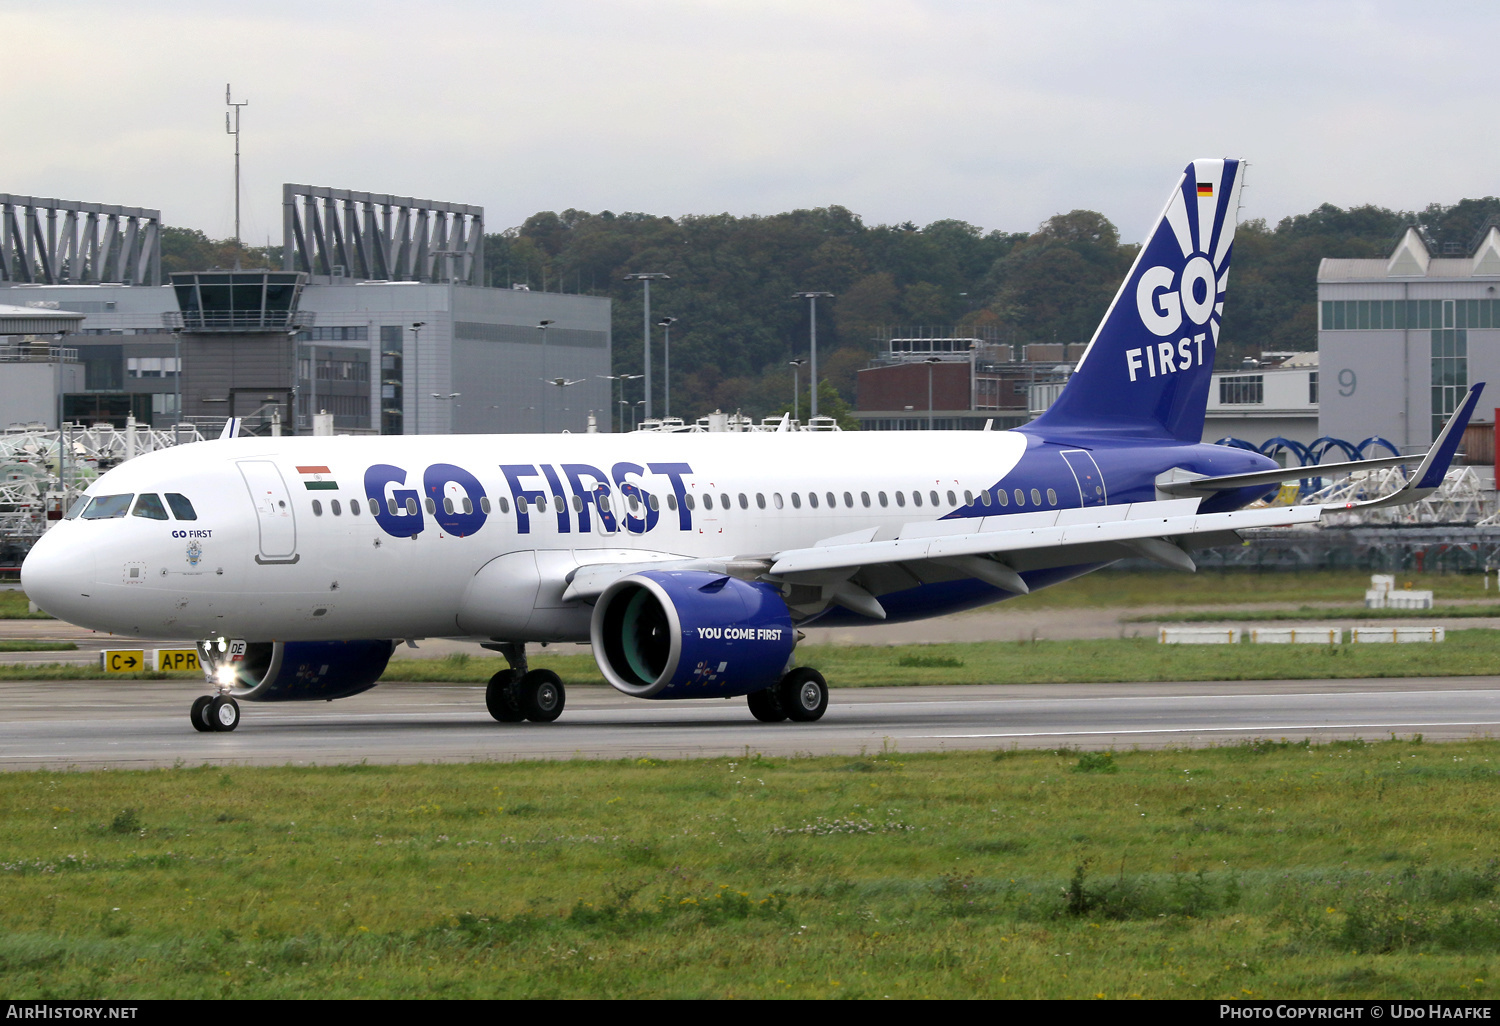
[0,194,161,285]
[0,421,205,546]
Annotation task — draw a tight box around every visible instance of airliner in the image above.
[20,159,1482,733]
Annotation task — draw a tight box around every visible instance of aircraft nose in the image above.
[21,526,96,624]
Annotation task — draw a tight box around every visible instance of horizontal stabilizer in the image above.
[1157,382,1486,505]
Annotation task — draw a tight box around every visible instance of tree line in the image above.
[161,193,1500,425]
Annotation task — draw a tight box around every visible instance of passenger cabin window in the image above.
[911,491,921,507]
[963,490,973,505]
[406,498,418,516]
[981,490,993,507]
[1046,488,1057,505]
[808,492,818,509]
[479,497,490,514]
[331,499,342,515]
[896,491,906,507]
[649,494,660,512]
[1014,489,1024,506]
[82,494,133,520]
[165,493,197,520]
[997,489,1008,507]
[131,493,168,520]
[738,493,748,510]
[791,493,801,509]
[312,500,323,516]
[720,493,730,509]
[703,494,714,510]
[878,491,888,507]
[683,494,694,510]
[756,493,766,510]
[425,498,436,515]
[499,497,510,513]
[1031,488,1042,505]
[350,499,361,515]
[860,492,870,508]
[462,498,473,514]
[773,493,783,510]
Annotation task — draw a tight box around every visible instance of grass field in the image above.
[380,629,1500,689]
[10,626,1500,686]
[3,740,1500,998]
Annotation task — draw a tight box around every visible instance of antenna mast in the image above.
[225,84,248,261]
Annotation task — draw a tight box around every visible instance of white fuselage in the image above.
[23,429,1029,642]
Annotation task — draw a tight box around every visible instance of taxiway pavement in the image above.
[1,676,1496,770]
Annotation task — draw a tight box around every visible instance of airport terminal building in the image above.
[0,189,612,435]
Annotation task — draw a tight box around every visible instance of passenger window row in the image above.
[330,484,1063,522]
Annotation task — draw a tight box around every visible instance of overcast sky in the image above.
[5,1,1495,245]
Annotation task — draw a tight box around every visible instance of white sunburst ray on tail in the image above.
[1024,157,1248,442]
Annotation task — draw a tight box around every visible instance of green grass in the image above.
[4,740,1500,998]
[0,591,53,619]
[382,630,1500,688]
[0,641,75,652]
[1009,569,1497,609]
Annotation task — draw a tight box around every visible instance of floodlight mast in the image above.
[225,85,249,262]
[625,273,669,419]
[793,292,834,420]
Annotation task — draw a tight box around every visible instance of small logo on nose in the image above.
[186,541,202,567]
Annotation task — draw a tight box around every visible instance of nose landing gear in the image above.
[189,692,241,732]
[189,640,242,732]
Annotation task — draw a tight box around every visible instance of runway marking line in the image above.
[919,720,1500,739]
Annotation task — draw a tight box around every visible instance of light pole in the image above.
[409,322,425,435]
[624,273,669,419]
[634,400,645,431]
[537,319,554,432]
[792,291,833,421]
[598,373,642,433]
[656,317,677,419]
[788,358,806,422]
[925,356,942,431]
[431,392,460,434]
[172,329,182,431]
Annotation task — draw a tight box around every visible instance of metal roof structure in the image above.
[0,303,85,336]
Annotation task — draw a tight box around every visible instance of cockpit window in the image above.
[63,495,90,520]
[81,494,133,520]
[165,493,197,521]
[131,494,169,520]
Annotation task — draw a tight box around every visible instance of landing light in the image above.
[217,667,236,686]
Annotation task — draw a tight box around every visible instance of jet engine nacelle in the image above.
[197,640,395,702]
[590,570,795,699]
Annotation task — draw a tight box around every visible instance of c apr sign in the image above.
[154,649,202,672]
[100,650,145,674]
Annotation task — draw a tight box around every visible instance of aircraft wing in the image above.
[1157,383,1485,501]
[763,499,1321,619]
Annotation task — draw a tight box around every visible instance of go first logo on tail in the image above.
[1125,159,1244,383]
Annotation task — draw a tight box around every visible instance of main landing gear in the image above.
[483,642,565,724]
[190,693,241,733]
[747,667,828,723]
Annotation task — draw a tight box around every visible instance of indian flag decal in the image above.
[297,466,338,491]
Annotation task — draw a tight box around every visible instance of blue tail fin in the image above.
[1027,158,1246,443]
